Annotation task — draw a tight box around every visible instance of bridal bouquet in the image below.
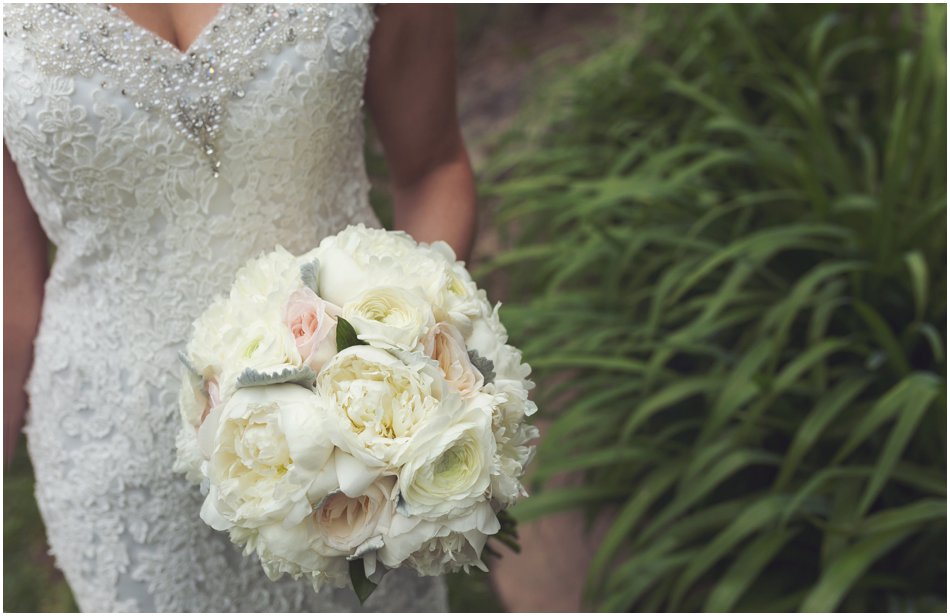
[173,224,538,598]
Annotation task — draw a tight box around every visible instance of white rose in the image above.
[284,287,341,374]
[342,286,435,352]
[229,245,302,304]
[424,322,484,397]
[378,500,499,572]
[200,384,337,531]
[315,346,459,493]
[311,476,396,557]
[396,403,495,519]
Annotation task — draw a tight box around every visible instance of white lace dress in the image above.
[2,3,447,612]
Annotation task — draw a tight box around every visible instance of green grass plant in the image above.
[483,4,946,611]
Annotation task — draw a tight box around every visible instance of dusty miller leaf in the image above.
[236,365,316,389]
[300,259,320,294]
[469,349,496,384]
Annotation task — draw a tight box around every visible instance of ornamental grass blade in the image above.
[902,250,929,323]
[641,449,781,545]
[620,376,720,440]
[510,485,626,523]
[856,376,940,516]
[668,495,789,611]
[774,376,873,490]
[586,464,681,593]
[860,499,947,535]
[800,528,913,612]
[851,299,912,376]
[832,373,939,465]
[703,527,800,612]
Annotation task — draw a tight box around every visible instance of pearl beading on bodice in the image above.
[5,3,341,175]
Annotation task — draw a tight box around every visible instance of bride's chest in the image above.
[3,3,376,177]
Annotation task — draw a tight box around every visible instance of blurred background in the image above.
[5,3,946,612]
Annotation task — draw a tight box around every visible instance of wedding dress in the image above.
[3,3,448,611]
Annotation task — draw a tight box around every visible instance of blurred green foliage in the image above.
[4,448,78,612]
[484,4,946,612]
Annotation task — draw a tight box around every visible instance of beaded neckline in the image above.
[4,3,334,176]
[103,4,229,58]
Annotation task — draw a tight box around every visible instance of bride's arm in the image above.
[3,144,50,468]
[364,4,477,261]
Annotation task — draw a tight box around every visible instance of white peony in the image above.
[229,245,302,305]
[378,500,499,572]
[199,384,337,531]
[342,286,435,352]
[311,224,460,311]
[229,524,349,591]
[309,225,422,306]
[315,346,460,494]
[490,382,541,508]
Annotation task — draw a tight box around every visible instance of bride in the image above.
[3,3,475,611]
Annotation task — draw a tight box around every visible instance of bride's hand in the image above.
[364,5,477,262]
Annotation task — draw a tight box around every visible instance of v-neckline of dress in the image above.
[4,3,338,176]
[103,3,228,58]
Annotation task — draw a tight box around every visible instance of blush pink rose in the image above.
[425,322,484,398]
[199,377,221,426]
[284,287,341,374]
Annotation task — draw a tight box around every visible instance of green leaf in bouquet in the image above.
[336,317,368,351]
[348,558,378,604]
[235,365,316,389]
[490,509,521,553]
[468,349,496,384]
[300,259,320,294]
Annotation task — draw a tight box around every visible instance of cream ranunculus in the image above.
[315,346,459,494]
[341,286,435,352]
[200,384,337,531]
[284,287,341,374]
[396,403,495,520]
[424,322,484,398]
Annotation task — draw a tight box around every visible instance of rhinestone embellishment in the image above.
[5,3,333,177]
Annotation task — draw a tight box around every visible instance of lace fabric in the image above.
[3,3,447,611]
